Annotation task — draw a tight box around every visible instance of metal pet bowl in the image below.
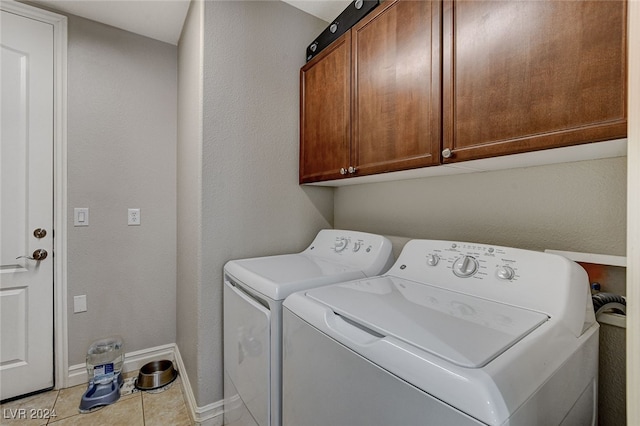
[135,360,178,391]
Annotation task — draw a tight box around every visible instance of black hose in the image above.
[592,292,626,315]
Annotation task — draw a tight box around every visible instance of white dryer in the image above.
[283,239,599,426]
[223,229,394,426]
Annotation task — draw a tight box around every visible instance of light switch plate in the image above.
[74,208,89,226]
[74,295,87,313]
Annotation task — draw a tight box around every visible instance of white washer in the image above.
[223,229,394,426]
[283,239,599,426]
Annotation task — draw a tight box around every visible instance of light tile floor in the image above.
[0,372,192,426]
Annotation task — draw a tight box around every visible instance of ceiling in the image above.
[30,0,350,45]
[281,0,350,23]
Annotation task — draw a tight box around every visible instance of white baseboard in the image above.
[66,343,224,425]
[173,345,224,426]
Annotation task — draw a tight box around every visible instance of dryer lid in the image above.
[306,276,549,368]
[225,254,365,300]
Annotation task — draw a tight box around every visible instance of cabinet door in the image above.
[300,32,351,184]
[442,0,627,162]
[352,0,441,176]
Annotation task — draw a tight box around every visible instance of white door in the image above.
[1,9,55,401]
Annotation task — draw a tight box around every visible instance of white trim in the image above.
[544,250,626,268]
[173,345,224,426]
[66,343,176,388]
[53,7,69,394]
[627,0,640,424]
[0,0,69,392]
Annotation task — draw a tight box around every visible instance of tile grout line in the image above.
[47,390,60,426]
[140,387,146,425]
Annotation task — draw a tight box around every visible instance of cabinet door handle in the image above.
[340,167,348,175]
[442,148,453,159]
[348,166,357,174]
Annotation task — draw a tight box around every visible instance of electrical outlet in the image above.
[128,208,141,226]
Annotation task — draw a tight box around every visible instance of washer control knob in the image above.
[452,255,478,278]
[496,265,515,280]
[334,237,348,252]
[426,254,440,266]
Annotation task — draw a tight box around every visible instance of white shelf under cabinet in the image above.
[306,138,627,187]
[544,250,627,267]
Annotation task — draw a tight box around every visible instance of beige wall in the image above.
[176,0,203,402]
[177,0,331,406]
[335,157,627,256]
[66,15,177,364]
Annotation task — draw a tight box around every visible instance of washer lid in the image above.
[306,276,549,368]
[225,254,365,301]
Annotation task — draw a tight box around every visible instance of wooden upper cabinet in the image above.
[300,32,351,184]
[299,0,441,183]
[352,0,441,176]
[442,0,627,162]
[300,0,627,184]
